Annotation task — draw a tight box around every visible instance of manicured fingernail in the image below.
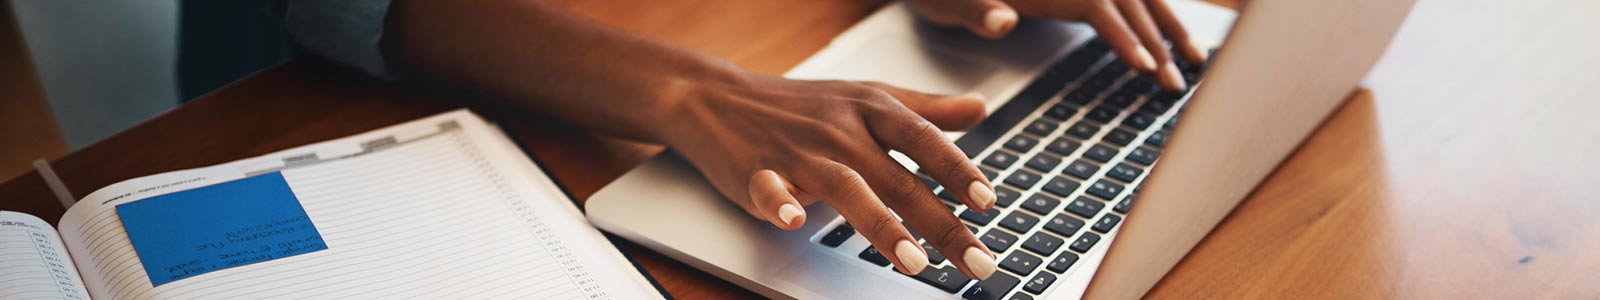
[968,181,996,210]
[959,92,987,102]
[1133,45,1158,71]
[964,246,997,280]
[895,240,929,274]
[1162,63,1188,90]
[777,203,804,226]
[984,8,1018,36]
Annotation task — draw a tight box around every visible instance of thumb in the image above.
[909,0,1019,39]
[865,82,988,130]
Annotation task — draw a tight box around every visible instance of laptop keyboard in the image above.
[815,38,1206,300]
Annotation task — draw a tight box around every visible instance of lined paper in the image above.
[0,211,89,300]
[52,110,660,300]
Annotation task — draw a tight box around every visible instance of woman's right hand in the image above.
[654,70,1003,280]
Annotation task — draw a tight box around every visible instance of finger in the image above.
[863,82,987,130]
[855,154,998,280]
[907,0,1019,39]
[1144,0,1207,64]
[792,160,928,275]
[1087,2,1158,72]
[748,170,807,230]
[859,102,996,211]
[1114,0,1187,91]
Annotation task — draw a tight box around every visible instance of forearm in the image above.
[385,0,742,142]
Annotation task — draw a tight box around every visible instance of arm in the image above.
[384,0,1002,279]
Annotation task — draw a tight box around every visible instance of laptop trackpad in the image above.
[805,34,996,96]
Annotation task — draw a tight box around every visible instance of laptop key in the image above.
[914,266,972,293]
[1127,147,1159,165]
[1113,194,1134,214]
[998,211,1041,233]
[1046,252,1079,273]
[1086,180,1125,200]
[1065,197,1104,219]
[1063,160,1099,180]
[1139,99,1173,115]
[1022,272,1057,295]
[1066,122,1101,139]
[1041,177,1080,197]
[1000,251,1044,275]
[1122,113,1157,130]
[1102,128,1137,146]
[1020,194,1062,215]
[1085,106,1119,124]
[980,229,1019,252]
[1045,138,1081,156]
[1044,214,1086,237]
[1107,163,1144,183]
[983,152,1019,169]
[994,186,1023,208]
[1092,214,1122,233]
[1007,294,1034,300]
[1083,144,1117,162]
[961,272,1020,300]
[1043,105,1077,120]
[1145,130,1168,147]
[1102,91,1139,109]
[1062,90,1097,106]
[1024,120,1057,136]
[820,224,855,248]
[1004,135,1040,152]
[938,188,959,203]
[1069,232,1101,253]
[1004,169,1043,190]
[961,208,1003,225]
[1021,232,1065,256]
[981,167,1000,181]
[922,242,948,264]
[918,173,940,190]
[1025,153,1062,172]
[859,246,891,266]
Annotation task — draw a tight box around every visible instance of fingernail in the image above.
[968,181,995,210]
[1133,45,1158,71]
[964,246,997,280]
[959,92,987,102]
[895,240,929,274]
[1162,63,1188,90]
[777,203,804,226]
[984,8,1018,36]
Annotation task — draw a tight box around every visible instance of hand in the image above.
[905,0,1208,91]
[657,71,1002,279]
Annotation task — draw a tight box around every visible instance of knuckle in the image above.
[896,119,944,147]
[859,214,904,240]
[933,220,972,245]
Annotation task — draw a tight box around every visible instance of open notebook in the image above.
[0,110,664,300]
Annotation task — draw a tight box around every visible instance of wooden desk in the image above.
[3,0,1597,298]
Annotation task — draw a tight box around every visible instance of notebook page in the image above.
[0,211,90,300]
[55,110,661,300]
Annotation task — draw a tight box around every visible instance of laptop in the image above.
[586,0,1414,299]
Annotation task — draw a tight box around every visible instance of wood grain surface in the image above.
[3,0,1597,299]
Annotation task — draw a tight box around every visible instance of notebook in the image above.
[0,109,665,300]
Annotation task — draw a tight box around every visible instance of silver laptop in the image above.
[586,0,1414,299]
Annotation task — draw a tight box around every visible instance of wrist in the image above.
[649,56,752,146]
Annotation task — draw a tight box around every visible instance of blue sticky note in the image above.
[117,172,327,286]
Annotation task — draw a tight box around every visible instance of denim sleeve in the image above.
[284,0,399,80]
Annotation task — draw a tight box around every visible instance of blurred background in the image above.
[1,0,290,181]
